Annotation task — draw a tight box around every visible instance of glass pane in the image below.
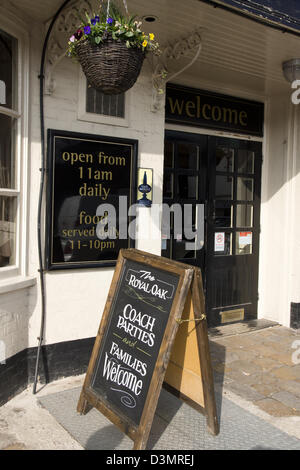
[0,114,16,189]
[178,175,198,199]
[177,143,198,169]
[215,175,233,199]
[216,147,234,172]
[0,196,17,267]
[237,177,254,201]
[0,29,18,109]
[214,232,232,256]
[163,172,173,198]
[173,237,196,260]
[236,204,253,227]
[164,141,174,168]
[237,149,254,174]
[86,85,125,117]
[161,237,171,259]
[214,201,233,227]
[236,231,252,255]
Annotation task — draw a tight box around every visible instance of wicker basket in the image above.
[75,33,145,94]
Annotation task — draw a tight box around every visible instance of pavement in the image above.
[0,321,299,450]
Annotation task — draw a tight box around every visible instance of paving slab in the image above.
[38,386,300,450]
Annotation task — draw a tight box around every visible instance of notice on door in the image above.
[214,232,225,252]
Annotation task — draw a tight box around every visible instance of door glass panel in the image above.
[214,201,233,227]
[214,231,232,256]
[0,29,18,110]
[178,175,198,199]
[163,173,173,198]
[236,231,252,255]
[177,143,198,169]
[237,149,254,174]
[237,177,253,201]
[215,175,233,199]
[173,237,196,260]
[164,141,174,168]
[236,204,253,227]
[161,237,171,258]
[0,196,17,267]
[216,147,234,172]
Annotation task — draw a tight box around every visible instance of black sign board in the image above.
[91,259,179,426]
[46,130,137,270]
[77,249,198,450]
[165,83,264,137]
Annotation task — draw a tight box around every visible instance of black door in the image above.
[163,131,262,327]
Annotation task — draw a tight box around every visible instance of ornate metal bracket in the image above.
[150,30,203,112]
[44,0,94,95]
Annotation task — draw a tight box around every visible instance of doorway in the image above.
[162,130,262,326]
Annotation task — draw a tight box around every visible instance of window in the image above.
[0,19,28,280]
[77,68,129,127]
[86,86,125,118]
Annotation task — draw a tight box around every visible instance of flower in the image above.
[74,29,83,40]
[66,6,161,61]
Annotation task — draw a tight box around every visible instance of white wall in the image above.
[26,25,165,349]
[258,94,300,326]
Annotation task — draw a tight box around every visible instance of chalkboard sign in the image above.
[77,249,195,449]
[46,130,137,270]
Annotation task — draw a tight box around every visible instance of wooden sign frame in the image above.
[77,249,218,449]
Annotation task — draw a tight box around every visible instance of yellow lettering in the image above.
[212,106,222,122]
[222,108,238,125]
[202,104,211,120]
[168,97,184,115]
[185,100,196,117]
[239,110,248,126]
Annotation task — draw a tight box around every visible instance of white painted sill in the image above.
[0,276,37,295]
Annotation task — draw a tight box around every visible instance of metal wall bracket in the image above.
[150,30,203,112]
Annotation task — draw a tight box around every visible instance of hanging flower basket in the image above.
[75,33,145,94]
[67,2,160,95]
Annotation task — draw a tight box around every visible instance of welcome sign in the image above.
[91,260,179,426]
[78,249,219,449]
[165,83,264,137]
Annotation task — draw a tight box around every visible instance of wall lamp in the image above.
[282,58,300,83]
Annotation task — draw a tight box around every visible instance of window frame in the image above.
[0,12,29,281]
[77,67,131,127]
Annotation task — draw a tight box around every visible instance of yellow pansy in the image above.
[142,40,148,47]
[149,33,155,41]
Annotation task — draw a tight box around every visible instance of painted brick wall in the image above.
[0,289,30,363]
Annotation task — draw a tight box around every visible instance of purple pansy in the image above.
[107,17,114,24]
[91,18,97,25]
[95,15,100,22]
[84,25,91,35]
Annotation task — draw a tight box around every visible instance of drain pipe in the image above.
[33,0,72,394]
